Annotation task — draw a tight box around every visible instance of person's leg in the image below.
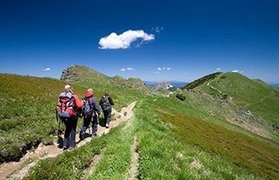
[92,115,98,136]
[104,110,109,128]
[63,119,71,149]
[80,116,90,139]
[69,116,78,148]
[107,109,112,126]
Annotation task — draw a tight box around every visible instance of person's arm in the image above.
[73,94,83,109]
[93,98,101,114]
[108,96,114,106]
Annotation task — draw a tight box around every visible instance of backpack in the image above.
[57,92,75,118]
[84,97,94,116]
[100,96,111,111]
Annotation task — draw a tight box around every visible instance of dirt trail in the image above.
[0,101,137,180]
[128,136,139,180]
[245,91,275,108]
[206,74,223,95]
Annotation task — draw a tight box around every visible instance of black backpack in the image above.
[100,96,111,111]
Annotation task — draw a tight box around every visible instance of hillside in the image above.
[0,74,88,162]
[0,69,278,179]
[181,72,279,141]
[61,65,151,93]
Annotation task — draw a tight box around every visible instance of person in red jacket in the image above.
[57,84,83,150]
[80,88,100,139]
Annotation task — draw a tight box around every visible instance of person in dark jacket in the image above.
[57,85,83,150]
[80,88,100,139]
[99,92,114,128]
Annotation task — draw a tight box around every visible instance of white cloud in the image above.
[216,68,221,71]
[152,26,164,33]
[120,67,135,72]
[43,67,51,71]
[155,71,160,74]
[126,67,135,71]
[232,70,240,73]
[157,67,171,71]
[99,30,154,49]
[184,72,188,75]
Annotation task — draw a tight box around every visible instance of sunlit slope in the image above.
[193,72,279,126]
[0,74,87,162]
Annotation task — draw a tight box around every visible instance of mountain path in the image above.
[128,136,139,180]
[206,74,223,95]
[245,90,276,108]
[0,101,137,180]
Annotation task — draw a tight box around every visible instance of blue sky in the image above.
[0,0,278,83]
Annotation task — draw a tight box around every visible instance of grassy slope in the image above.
[197,72,279,125]
[143,97,279,179]
[0,74,100,162]
[26,95,279,179]
[3,69,279,179]
[0,71,142,162]
[135,99,258,179]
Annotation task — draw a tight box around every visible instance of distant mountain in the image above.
[61,65,151,93]
[145,81,187,90]
[270,83,279,89]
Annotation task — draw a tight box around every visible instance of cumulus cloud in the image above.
[120,67,135,72]
[99,30,154,49]
[216,68,221,71]
[232,70,240,73]
[43,67,51,71]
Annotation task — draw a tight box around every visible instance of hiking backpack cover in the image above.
[83,97,94,117]
[57,92,75,118]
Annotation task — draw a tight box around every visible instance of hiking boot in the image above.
[63,146,69,150]
[68,146,75,151]
[79,131,85,140]
[105,123,109,128]
[93,133,98,137]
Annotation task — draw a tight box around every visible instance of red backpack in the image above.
[57,92,75,118]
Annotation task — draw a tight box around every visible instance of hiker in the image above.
[80,88,100,139]
[56,84,83,150]
[99,92,114,128]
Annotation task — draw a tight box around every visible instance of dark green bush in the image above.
[176,94,186,101]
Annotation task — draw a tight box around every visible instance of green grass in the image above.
[0,74,97,162]
[2,68,279,179]
[25,126,121,180]
[135,100,258,179]
[198,72,279,126]
[0,72,142,162]
[159,111,279,179]
[25,120,135,180]
[88,117,135,179]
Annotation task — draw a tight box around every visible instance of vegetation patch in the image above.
[135,100,256,179]
[158,110,279,179]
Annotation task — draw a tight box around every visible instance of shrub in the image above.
[176,94,186,101]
